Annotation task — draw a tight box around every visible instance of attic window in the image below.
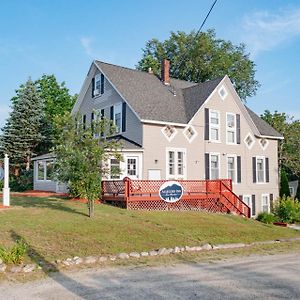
[93,73,105,96]
[244,133,255,149]
[162,125,177,141]
[260,138,269,150]
[218,86,228,100]
[183,125,197,142]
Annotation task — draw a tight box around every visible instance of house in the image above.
[33,59,283,216]
[288,180,298,198]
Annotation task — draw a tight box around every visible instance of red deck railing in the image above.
[101,178,250,218]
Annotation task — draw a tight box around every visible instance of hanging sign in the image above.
[159,181,183,203]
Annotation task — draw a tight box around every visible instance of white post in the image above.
[3,154,10,206]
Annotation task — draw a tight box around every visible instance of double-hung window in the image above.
[37,160,54,181]
[209,110,220,142]
[226,113,236,144]
[167,148,186,179]
[210,154,220,179]
[114,103,122,133]
[261,194,270,212]
[257,157,265,183]
[227,156,236,182]
[110,158,120,179]
[93,73,105,96]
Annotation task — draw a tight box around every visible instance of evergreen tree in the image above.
[0,79,43,170]
[280,169,291,198]
[296,177,300,201]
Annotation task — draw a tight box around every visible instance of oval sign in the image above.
[159,181,183,203]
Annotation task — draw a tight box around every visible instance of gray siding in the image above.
[77,66,143,145]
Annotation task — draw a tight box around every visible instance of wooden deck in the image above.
[101,178,250,218]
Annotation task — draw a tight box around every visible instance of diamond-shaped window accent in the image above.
[218,86,228,100]
[244,133,255,149]
[162,125,177,141]
[183,126,197,142]
[260,138,269,150]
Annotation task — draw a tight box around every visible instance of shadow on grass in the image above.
[11,196,88,217]
[10,230,99,298]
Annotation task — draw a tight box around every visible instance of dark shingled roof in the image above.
[245,106,283,138]
[95,61,282,138]
[107,135,142,150]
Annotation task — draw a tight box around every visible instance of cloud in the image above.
[241,7,300,56]
[80,37,94,57]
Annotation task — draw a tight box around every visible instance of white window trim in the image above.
[218,85,228,100]
[126,156,139,179]
[259,138,269,151]
[183,125,198,143]
[114,103,122,134]
[36,160,54,182]
[244,132,255,149]
[93,73,101,97]
[209,152,221,180]
[226,112,237,145]
[261,193,270,213]
[243,195,254,217]
[226,154,237,184]
[209,110,221,143]
[256,156,266,184]
[161,125,178,142]
[166,147,187,180]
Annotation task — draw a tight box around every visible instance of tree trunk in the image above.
[26,155,30,171]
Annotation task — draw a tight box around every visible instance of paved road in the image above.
[1,253,300,300]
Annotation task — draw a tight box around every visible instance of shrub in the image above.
[0,240,27,264]
[256,212,276,224]
[10,169,33,192]
[274,196,300,223]
[280,169,290,197]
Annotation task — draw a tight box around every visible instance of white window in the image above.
[218,85,228,100]
[127,158,137,177]
[114,103,122,133]
[210,153,220,180]
[37,160,54,181]
[256,157,265,183]
[110,158,120,179]
[226,113,236,144]
[244,133,255,149]
[209,110,220,142]
[289,187,294,196]
[162,125,177,141]
[94,74,101,96]
[227,156,236,182]
[183,125,197,142]
[166,148,186,179]
[243,195,254,217]
[261,194,270,213]
[260,138,269,150]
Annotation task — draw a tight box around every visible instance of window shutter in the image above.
[83,114,86,130]
[236,114,241,144]
[122,102,126,132]
[91,78,95,97]
[100,109,105,137]
[251,194,256,216]
[239,195,243,201]
[252,157,256,183]
[91,112,94,132]
[270,193,274,212]
[204,108,209,140]
[265,157,270,183]
[205,153,210,180]
[100,74,104,94]
[110,106,114,121]
[237,156,241,183]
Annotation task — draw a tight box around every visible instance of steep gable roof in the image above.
[245,106,283,138]
[91,60,282,139]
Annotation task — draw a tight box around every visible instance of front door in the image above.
[126,156,139,179]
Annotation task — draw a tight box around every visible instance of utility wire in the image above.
[173,0,218,76]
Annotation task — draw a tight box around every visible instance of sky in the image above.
[1,0,300,128]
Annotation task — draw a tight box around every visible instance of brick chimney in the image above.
[161,59,170,85]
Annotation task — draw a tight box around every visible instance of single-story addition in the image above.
[288,180,299,198]
[33,58,283,216]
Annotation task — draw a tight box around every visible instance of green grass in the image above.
[0,196,300,263]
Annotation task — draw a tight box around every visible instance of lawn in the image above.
[1,196,300,263]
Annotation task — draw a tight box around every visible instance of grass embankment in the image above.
[0,196,300,263]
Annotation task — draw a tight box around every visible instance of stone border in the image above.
[1,237,300,274]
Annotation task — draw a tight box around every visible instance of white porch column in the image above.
[3,154,10,206]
